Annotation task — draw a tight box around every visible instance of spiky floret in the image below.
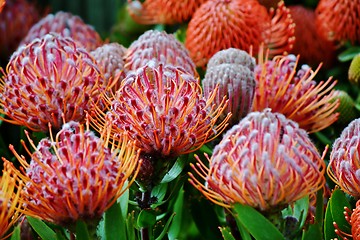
[0,163,23,240]
[4,120,140,228]
[0,33,105,132]
[252,48,339,133]
[316,0,360,44]
[190,109,326,211]
[127,0,207,24]
[92,64,229,158]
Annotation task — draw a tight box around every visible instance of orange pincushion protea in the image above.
[185,0,294,67]
[252,49,339,133]
[0,33,105,132]
[0,0,5,12]
[4,121,140,228]
[124,30,197,77]
[0,163,23,239]
[94,64,229,158]
[189,109,326,211]
[328,118,360,198]
[21,11,103,51]
[127,0,207,24]
[289,5,336,68]
[316,0,360,44]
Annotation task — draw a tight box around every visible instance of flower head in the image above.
[252,49,339,133]
[185,0,294,67]
[203,48,256,126]
[0,0,4,12]
[127,0,207,24]
[0,0,40,61]
[21,11,102,51]
[4,120,140,228]
[0,33,105,132]
[190,109,326,211]
[289,5,336,68]
[91,42,127,92]
[124,30,197,77]
[94,64,229,158]
[0,162,23,239]
[316,0,360,44]
[328,118,360,198]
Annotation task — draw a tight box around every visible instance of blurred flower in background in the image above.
[0,33,105,132]
[190,109,326,211]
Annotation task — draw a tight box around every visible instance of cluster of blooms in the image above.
[0,0,360,239]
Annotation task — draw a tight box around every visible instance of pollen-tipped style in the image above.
[190,109,326,211]
[127,0,207,24]
[252,49,339,133]
[328,118,360,198]
[185,0,295,67]
[124,30,197,77]
[0,33,105,132]
[4,120,140,228]
[21,11,103,51]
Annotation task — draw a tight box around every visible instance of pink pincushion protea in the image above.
[0,33,105,132]
[94,64,229,158]
[328,118,360,198]
[124,30,197,77]
[21,11,102,51]
[5,121,140,227]
[190,109,326,211]
[252,49,339,133]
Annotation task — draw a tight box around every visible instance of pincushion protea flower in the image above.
[289,5,336,68]
[185,0,294,67]
[21,11,103,51]
[124,30,197,77]
[127,0,207,24]
[332,200,360,240]
[0,0,40,61]
[203,48,256,126]
[328,118,360,198]
[0,33,105,132]
[91,42,127,92]
[189,109,326,211]
[252,48,339,133]
[0,162,23,239]
[3,120,140,230]
[316,0,360,44]
[0,0,5,12]
[94,64,229,158]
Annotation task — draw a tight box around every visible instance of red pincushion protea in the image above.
[0,163,23,239]
[203,48,256,126]
[94,64,229,159]
[0,33,105,132]
[328,118,360,198]
[91,42,127,92]
[4,121,140,228]
[316,0,360,44]
[289,5,336,68]
[185,0,294,67]
[127,0,207,24]
[21,11,102,51]
[124,30,197,77]
[0,0,40,61]
[252,49,339,133]
[190,109,326,211]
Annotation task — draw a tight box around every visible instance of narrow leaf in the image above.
[324,199,337,240]
[10,226,21,240]
[155,213,176,240]
[105,201,126,240]
[233,203,285,240]
[168,188,184,239]
[75,220,90,240]
[329,189,352,234]
[219,227,236,240]
[302,222,322,240]
[27,216,56,240]
[161,156,187,183]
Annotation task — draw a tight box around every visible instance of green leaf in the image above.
[302,222,322,240]
[55,231,68,240]
[161,156,187,183]
[219,227,236,240]
[338,46,360,62]
[119,182,130,219]
[126,211,137,240]
[233,203,285,240]
[155,213,176,240]
[168,188,184,239]
[151,183,168,204]
[293,195,309,229]
[329,189,352,235]
[137,209,157,228]
[10,226,21,240]
[324,198,337,240]
[105,201,126,240]
[75,220,90,240]
[27,216,56,240]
